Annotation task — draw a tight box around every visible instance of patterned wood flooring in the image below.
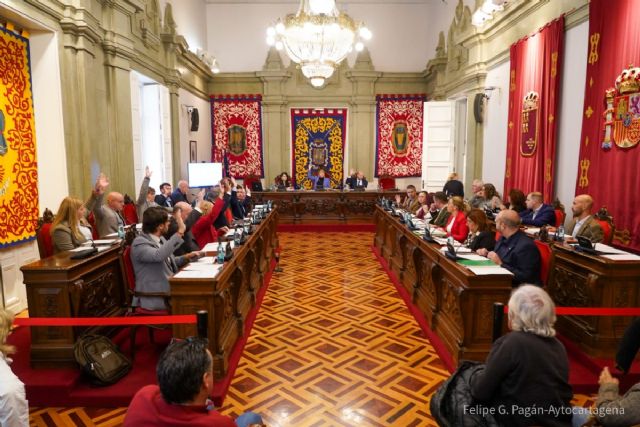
[29,232,594,426]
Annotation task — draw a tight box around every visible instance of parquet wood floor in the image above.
[28,232,595,426]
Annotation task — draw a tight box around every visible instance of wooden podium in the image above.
[170,210,279,379]
[21,245,127,366]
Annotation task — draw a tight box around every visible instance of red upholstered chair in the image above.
[87,212,99,240]
[552,198,566,227]
[36,223,54,259]
[122,196,139,225]
[534,240,553,286]
[243,175,263,192]
[121,245,170,359]
[378,175,397,190]
[594,206,615,245]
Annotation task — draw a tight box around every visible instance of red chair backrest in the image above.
[534,240,552,286]
[37,223,54,258]
[554,209,565,228]
[87,212,99,240]
[595,219,613,244]
[495,231,502,241]
[378,176,396,190]
[123,203,138,225]
[122,246,136,292]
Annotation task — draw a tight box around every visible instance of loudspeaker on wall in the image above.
[190,108,199,132]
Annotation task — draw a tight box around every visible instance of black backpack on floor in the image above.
[73,334,132,386]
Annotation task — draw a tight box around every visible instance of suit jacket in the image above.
[494,230,541,286]
[430,208,451,227]
[170,189,189,205]
[401,197,421,214]
[346,176,368,189]
[136,176,161,221]
[566,215,604,243]
[154,194,173,208]
[444,211,469,243]
[230,190,251,219]
[468,230,495,251]
[130,233,187,310]
[86,192,125,238]
[51,221,87,253]
[308,170,330,189]
[164,210,201,256]
[520,203,556,227]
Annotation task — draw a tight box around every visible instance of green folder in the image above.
[456,259,496,266]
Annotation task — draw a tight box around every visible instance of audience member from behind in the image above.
[395,185,420,214]
[478,210,541,286]
[429,191,450,227]
[520,191,556,227]
[466,209,495,251]
[274,172,293,190]
[565,194,604,243]
[136,166,161,220]
[155,182,173,207]
[86,173,126,238]
[0,308,28,427]
[124,337,262,427]
[51,197,92,253]
[131,207,202,310]
[443,172,464,198]
[441,196,469,243]
[470,285,573,427]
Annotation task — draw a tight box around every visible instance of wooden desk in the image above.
[170,210,279,379]
[374,207,513,364]
[547,244,640,358]
[21,246,127,366]
[252,190,403,223]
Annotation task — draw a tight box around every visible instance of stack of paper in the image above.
[175,262,222,279]
[201,241,235,252]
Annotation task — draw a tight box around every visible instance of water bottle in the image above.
[216,238,225,264]
[556,225,565,242]
[117,224,125,239]
[234,228,242,246]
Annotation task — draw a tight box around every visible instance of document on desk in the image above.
[439,246,474,254]
[594,243,628,254]
[467,266,514,276]
[601,253,640,261]
[201,241,235,252]
[524,228,540,236]
[69,246,110,252]
[174,264,222,278]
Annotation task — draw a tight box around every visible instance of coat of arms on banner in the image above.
[520,91,539,157]
[602,66,640,149]
[227,125,247,155]
[391,120,409,156]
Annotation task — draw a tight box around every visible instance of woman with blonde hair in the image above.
[51,196,92,253]
[191,192,226,249]
[0,308,29,426]
[441,196,469,243]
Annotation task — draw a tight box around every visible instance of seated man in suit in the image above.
[155,182,173,208]
[477,210,541,286]
[230,178,252,219]
[164,202,201,256]
[395,185,420,214]
[131,207,202,310]
[429,191,451,227]
[346,170,368,190]
[565,194,604,243]
[85,173,126,238]
[519,192,555,227]
[171,180,190,205]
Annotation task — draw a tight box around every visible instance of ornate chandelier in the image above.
[266,0,372,88]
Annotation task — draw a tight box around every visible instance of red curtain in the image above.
[576,0,640,249]
[503,17,564,203]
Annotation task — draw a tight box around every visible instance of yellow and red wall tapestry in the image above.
[0,24,39,248]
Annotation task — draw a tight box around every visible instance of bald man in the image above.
[170,180,190,205]
[477,210,541,286]
[565,194,604,243]
[86,173,126,238]
[164,201,200,255]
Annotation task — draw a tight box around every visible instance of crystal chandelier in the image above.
[266,0,372,88]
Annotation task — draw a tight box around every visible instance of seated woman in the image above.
[191,194,226,249]
[441,196,469,243]
[480,183,503,212]
[0,308,28,426]
[415,191,431,220]
[466,208,495,251]
[470,285,573,427]
[504,188,527,213]
[308,166,330,190]
[51,197,93,253]
[274,172,293,190]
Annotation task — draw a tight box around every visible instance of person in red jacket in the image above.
[442,196,469,243]
[124,337,262,427]
[192,191,228,249]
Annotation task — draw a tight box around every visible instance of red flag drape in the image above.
[503,17,564,203]
[576,0,640,249]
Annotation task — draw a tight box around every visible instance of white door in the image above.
[422,101,456,192]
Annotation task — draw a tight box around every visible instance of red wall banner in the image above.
[503,17,564,203]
